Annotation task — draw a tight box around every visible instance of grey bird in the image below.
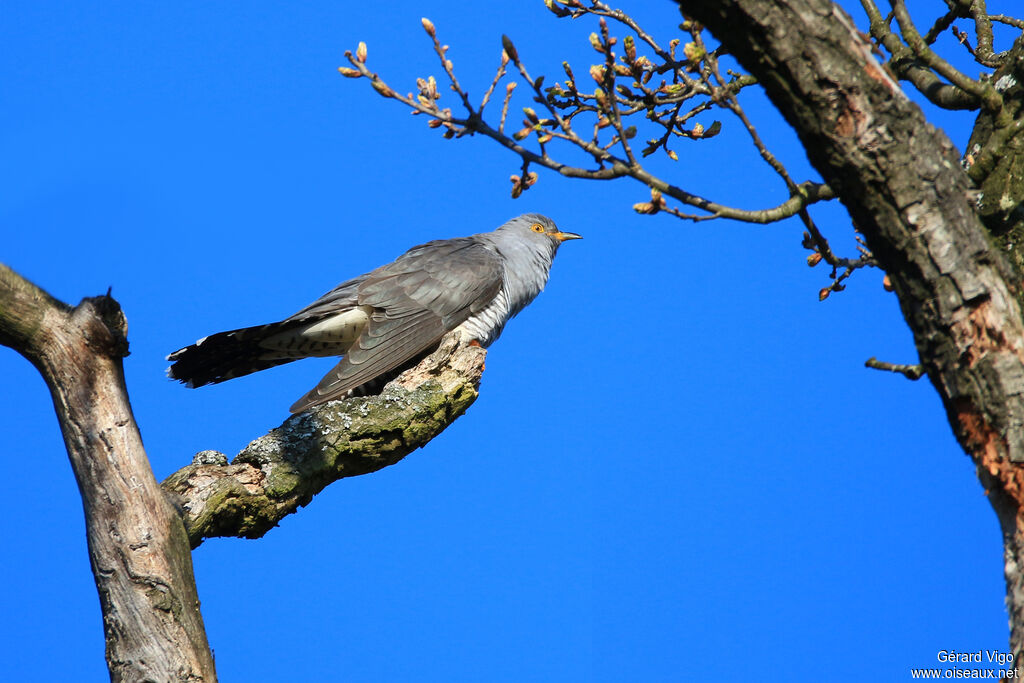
[167,213,580,413]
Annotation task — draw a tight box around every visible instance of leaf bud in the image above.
[371,80,394,98]
[501,35,519,62]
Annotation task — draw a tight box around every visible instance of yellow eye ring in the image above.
[530,223,545,233]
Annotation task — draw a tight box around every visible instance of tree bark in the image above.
[677,0,1024,654]
[0,265,217,682]
[966,34,1024,255]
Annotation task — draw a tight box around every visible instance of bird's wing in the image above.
[285,275,365,321]
[289,238,503,412]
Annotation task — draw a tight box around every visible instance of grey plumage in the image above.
[167,213,580,413]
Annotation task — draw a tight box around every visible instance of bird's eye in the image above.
[530,223,545,233]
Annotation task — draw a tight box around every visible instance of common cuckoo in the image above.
[167,213,580,413]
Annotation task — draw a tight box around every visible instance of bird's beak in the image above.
[553,231,582,242]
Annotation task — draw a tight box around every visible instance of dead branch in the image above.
[0,263,217,682]
[162,334,486,548]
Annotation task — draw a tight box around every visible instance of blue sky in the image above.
[0,1,1013,680]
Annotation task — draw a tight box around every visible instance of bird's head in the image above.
[498,214,582,253]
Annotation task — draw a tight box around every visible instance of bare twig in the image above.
[339,15,836,226]
[990,15,1024,30]
[865,356,926,380]
[338,10,884,295]
[800,211,877,300]
[924,8,961,45]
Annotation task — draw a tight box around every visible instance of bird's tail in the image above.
[167,321,310,388]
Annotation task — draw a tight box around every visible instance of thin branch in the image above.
[990,15,1024,30]
[891,0,1002,111]
[597,17,639,166]
[499,82,516,134]
[339,26,836,224]
[422,19,473,113]
[924,8,961,45]
[968,0,1001,66]
[706,52,798,191]
[481,51,510,112]
[865,356,926,380]
[860,0,987,110]
[585,0,674,63]
[799,211,876,300]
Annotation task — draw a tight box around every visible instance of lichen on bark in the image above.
[162,333,486,548]
[966,35,1024,280]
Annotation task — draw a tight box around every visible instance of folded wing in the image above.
[289,238,503,413]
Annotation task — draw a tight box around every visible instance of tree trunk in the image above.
[677,0,1024,654]
[0,265,218,682]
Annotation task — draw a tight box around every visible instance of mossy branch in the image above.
[162,334,486,548]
